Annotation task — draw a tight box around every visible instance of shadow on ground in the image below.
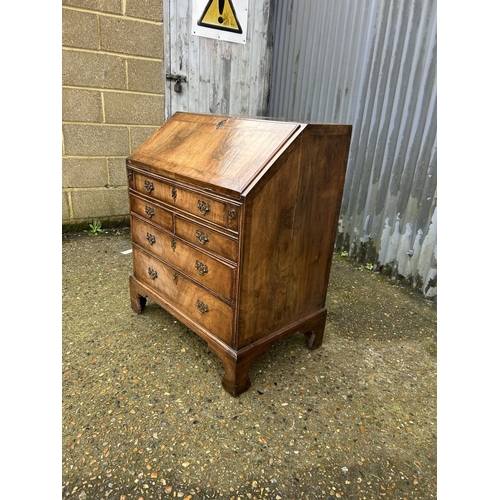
[62,229,437,499]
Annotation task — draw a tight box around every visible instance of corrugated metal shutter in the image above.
[268,0,437,297]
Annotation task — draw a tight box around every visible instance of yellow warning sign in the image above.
[197,0,242,34]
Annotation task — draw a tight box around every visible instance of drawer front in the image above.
[134,172,177,205]
[129,194,173,231]
[133,246,233,345]
[175,216,238,262]
[173,188,240,232]
[131,216,235,302]
[133,172,239,231]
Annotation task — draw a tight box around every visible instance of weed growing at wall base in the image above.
[84,220,104,236]
[358,264,373,271]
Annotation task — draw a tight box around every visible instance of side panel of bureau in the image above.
[236,140,302,348]
[236,125,351,350]
[285,125,351,317]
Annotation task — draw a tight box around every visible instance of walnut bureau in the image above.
[126,112,351,396]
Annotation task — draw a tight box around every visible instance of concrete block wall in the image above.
[62,0,165,228]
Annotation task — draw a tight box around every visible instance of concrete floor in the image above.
[62,229,437,499]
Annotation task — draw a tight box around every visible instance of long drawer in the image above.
[132,246,234,345]
[131,215,236,302]
[132,171,240,232]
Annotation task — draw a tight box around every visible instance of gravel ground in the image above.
[62,228,437,499]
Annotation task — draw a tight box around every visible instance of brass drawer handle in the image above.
[195,260,208,276]
[145,206,155,218]
[172,187,177,201]
[196,229,210,245]
[196,299,209,314]
[197,200,210,215]
[171,239,177,251]
[144,180,154,193]
[146,232,156,245]
[173,273,179,285]
[228,208,236,220]
[148,267,158,280]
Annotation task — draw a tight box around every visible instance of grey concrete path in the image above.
[62,229,437,499]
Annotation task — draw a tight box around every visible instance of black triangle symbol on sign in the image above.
[197,0,243,34]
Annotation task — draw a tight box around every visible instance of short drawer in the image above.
[133,172,177,205]
[173,188,240,232]
[133,246,234,345]
[175,216,238,262]
[131,215,236,302]
[129,194,173,231]
[132,172,239,231]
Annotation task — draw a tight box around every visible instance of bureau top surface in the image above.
[127,112,302,196]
